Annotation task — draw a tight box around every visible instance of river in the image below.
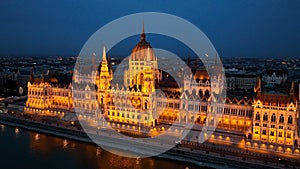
[0,124,212,169]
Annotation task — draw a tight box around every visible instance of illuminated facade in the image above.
[25,73,73,114]
[253,78,299,148]
[25,26,300,150]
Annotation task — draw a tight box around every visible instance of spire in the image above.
[255,76,262,98]
[100,47,109,73]
[289,80,295,103]
[290,80,294,96]
[187,55,191,68]
[141,22,146,41]
[102,47,107,61]
[41,73,45,83]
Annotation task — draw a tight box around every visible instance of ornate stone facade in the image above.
[25,26,300,151]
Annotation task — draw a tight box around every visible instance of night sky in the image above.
[0,0,299,58]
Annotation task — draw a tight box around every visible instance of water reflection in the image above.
[0,124,4,132]
[35,134,40,141]
[15,127,19,136]
[0,125,207,169]
[63,139,68,149]
[96,147,101,156]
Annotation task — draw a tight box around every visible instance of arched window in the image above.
[271,113,276,122]
[288,115,293,124]
[263,113,268,121]
[140,73,144,85]
[199,89,203,98]
[279,114,284,123]
[204,90,210,97]
[255,112,260,121]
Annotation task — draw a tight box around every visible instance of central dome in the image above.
[130,25,156,61]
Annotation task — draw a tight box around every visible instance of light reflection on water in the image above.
[15,127,19,136]
[0,124,209,169]
[0,124,4,132]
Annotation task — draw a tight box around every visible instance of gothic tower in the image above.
[99,47,112,91]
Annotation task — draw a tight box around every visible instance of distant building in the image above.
[0,70,17,89]
[226,72,257,91]
[262,69,287,85]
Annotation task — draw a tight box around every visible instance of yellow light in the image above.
[15,128,19,135]
[35,134,40,141]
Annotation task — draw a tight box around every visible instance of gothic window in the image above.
[140,73,144,85]
[279,114,284,123]
[201,106,207,112]
[262,130,267,135]
[224,108,230,115]
[271,113,276,122]
[199,89,203,97]
[204,90,210,97]
[278,132,282,137]
[288,115,293,124]
[263,113,268,121]
[188,105,194,111]
[287,133,291,138]
[255,112,260,121]
[270,131,275,136]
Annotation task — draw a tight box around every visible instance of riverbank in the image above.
[0,113,296,169]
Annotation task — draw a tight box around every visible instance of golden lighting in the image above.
[277,146,283,151]
[35,134,40,141]
[63,139,68,149]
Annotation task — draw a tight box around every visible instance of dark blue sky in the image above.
[0,0,299,58]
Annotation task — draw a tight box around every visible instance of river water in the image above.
[0,124,212,169]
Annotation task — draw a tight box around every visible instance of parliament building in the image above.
[24,26,300,154]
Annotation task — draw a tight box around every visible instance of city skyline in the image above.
[0,0,300,58]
